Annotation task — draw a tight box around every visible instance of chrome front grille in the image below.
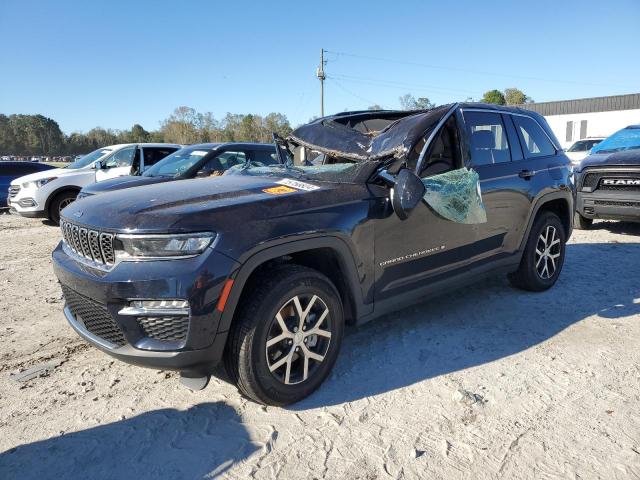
[8,185,20,199]
[60,220,115,266]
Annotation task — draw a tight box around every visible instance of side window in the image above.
[419,115,461,178]
[197,151,247,177]
[104,147,136,168]
[464,111,511,166]
[251,150,279,166]
[143,148,177,168]
[513,116,556,158]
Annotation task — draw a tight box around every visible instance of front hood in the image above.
[83,175,170,194]
[576,150,640,172]
[61,174,356,234]
[11,167,90,185]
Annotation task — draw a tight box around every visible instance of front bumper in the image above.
[7,187,47,215]
[52,242,240,374]
[577,191,640,222]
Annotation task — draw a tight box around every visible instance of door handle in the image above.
[519,169,535,180]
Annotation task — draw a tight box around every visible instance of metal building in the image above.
[515,93,640,149]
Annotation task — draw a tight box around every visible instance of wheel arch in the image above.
[519,191,573,253]
[218,236,367,333]
[44,185,82,215]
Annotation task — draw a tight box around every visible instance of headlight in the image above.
[23,177,58,189]
[114,232,216,260]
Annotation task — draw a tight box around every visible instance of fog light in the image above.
[119,299,189,316]
[18,198,37,208]
[130,299,188,309]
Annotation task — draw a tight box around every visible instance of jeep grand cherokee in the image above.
[52,103,574,405]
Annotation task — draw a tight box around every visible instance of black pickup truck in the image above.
[573,125,640,229]
[52,103,574,405]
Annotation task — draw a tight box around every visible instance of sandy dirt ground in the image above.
[0,212,639,479]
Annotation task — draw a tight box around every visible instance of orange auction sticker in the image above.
[262,185,297,195]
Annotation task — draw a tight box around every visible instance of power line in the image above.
[328,73,481,96]
[330,79,386,109]
[325,49,636,89]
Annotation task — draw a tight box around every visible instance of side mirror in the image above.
[390,168,425,220]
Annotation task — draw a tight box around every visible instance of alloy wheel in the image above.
[265,294,332,385]
[59,197,75,212]
[535,225,561,279]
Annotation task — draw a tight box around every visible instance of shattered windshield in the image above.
[66,148,112,169]
[422,168,487,224]
[226,144,377,183]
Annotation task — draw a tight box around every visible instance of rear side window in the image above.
[143,147,178,167]
[514,116,556,158]
[464,111,512,166]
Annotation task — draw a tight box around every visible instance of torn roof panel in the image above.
[289,105,452,161]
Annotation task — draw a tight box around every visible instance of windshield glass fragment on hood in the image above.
[422,168,487,224]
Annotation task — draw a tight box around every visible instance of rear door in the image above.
[460,109,531,256]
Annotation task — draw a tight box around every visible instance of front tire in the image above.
[49,191,77,225]
[509,211,566,291]
[573,212,593,230]
[224,265,344,406]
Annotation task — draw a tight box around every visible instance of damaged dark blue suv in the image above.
[53,103,574,405]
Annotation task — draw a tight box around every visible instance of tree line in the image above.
[369,88,532,111]
[0,107,293,156]
[2,88,532,156]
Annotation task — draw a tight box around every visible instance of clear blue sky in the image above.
[1,0,639,133]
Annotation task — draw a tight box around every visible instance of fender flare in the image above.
[217,235,368,332]
[518,190,573,252]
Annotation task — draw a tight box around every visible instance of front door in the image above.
[373,113,481,302]
[95,146,137,182]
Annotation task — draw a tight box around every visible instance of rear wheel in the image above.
[509,211,566,291]
[224,265,344,406]
[573,212,593,230]
[49,191,77,225]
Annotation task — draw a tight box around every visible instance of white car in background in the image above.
[8,143,180,224]
[565,137,604,164]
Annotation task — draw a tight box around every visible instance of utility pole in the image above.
[316,48,326,117]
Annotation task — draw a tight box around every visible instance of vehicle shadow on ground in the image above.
[293,241,640,409]
[589,220,640,236]
[0,403,257,480]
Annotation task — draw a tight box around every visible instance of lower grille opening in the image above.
[137,316,189,342]
[594,200,640,208]
[61,285,126,347]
